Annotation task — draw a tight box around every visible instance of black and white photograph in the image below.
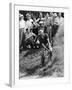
[19,10,64,79]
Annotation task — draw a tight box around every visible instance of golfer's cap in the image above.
[39,30,44,34]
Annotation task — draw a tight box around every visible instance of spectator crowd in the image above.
[19,11,64,53]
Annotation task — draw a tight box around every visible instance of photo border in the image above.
[10,3,70,87]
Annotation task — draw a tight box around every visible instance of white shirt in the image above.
[25,19,33,32]
[59,17,64,25]
[54,17,60,25]
[54,17,64,26]
[19,19,26,32]
[19,19,25,29]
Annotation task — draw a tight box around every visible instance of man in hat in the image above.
[19,14,26,50]
[51,13,60,38]
[44,13,52,41]
[19,14,26,32]
[58,12,64,25]
[38,30,52,52]
[53,13,60,25]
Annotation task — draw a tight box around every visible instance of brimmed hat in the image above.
[19,14,24,18]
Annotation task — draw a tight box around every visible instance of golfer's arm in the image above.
[47,38,52,52]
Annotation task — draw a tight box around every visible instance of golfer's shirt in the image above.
[38,33,48,45]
